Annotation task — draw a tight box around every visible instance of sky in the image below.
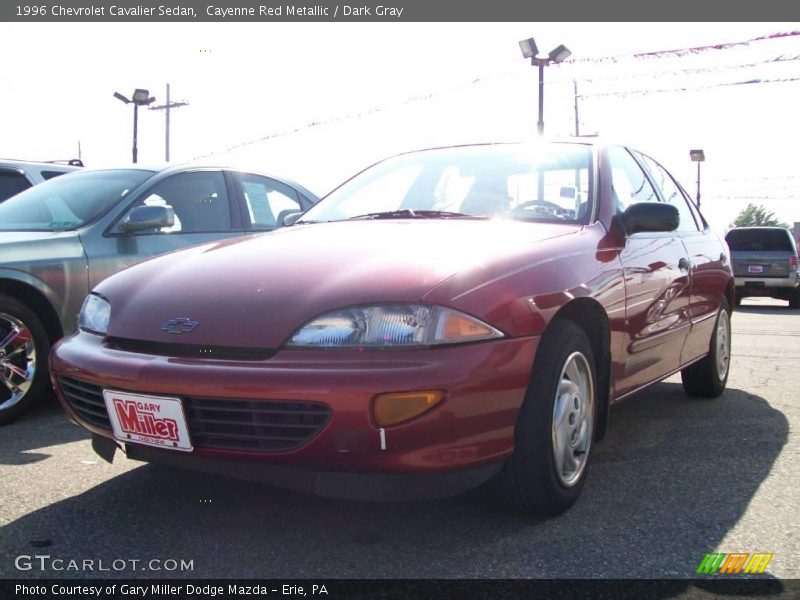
[1,22,798,232]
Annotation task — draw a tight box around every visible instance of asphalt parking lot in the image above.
[1,298,798,581]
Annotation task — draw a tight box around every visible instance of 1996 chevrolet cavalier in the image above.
[51,141,734,515]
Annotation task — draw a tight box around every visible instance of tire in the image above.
[789,289,800,310]
[680,299,731,398]
[0,294,51,425]
[734,295,742,308]
[491,320,597,516]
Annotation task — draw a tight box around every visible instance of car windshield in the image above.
[0,169,154,231]
[300,143,594,224]
[726,229,794,252]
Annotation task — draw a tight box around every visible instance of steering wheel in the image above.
[511,199,571,219]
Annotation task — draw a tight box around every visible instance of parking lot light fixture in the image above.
[518,37,539,59]
[132,89,155,106]
[114,88,156,164]
[690,149,705,208]
[519,37,571,136]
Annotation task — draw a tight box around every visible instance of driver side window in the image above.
[607,146,658,214]
[123,172,232,234]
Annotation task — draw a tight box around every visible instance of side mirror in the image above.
[279,210,303,226]
[621,202,679,235]
[122,205,175,232]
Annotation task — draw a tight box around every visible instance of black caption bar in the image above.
[2,579,798,600]
[1,0,800,22]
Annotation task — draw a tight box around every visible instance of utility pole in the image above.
[573,79,580,137]
[149,84,189,161]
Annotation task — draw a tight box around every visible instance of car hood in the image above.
[98,220,580,348]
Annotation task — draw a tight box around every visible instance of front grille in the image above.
[58,377,111,429]
[57,376,331,452]
[183,397,330,452]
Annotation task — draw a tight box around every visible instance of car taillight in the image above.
[791,256,798,268]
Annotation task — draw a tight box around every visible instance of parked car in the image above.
[51,141,733,515]
[0,164,318,424]
[725,226,800,308]
[0,159,83,203]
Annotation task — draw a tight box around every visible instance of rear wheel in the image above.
[681,299,731,398]
[0,294,51,425]
[492,320,596,516]
[788,289,800,310]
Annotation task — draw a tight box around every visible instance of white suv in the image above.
[0,159,83,203]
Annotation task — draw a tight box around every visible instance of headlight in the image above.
[286,304,504,348]
[78,294,110,335]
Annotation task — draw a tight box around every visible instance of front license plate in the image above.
[103,390,193,452]
[748,265,764,273]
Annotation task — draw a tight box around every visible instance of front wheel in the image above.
[681,299,731,398]
[491,320,597,516]
[0,294,51,425]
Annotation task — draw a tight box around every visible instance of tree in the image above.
[730,203,789,228]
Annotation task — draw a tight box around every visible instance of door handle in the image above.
[678,257,691,271]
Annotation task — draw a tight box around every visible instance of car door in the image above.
[633,151,730,365]
[230,171,310,233]
[81,169,244,290]
[608,146,693,397]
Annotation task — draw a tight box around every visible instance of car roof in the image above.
[0,159,82,171]
[64,163,319,201]
[727,226,790,231]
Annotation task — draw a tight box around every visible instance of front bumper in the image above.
[52,332,539,499]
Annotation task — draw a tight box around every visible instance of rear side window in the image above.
[41,170,71,180]
[0,170,32,202]
[726,229,794,252]
[235,173,302,229]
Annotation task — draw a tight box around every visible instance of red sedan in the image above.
[51,141,733,515]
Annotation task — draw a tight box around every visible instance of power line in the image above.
[569,30,800,64]
[193,31,800,161]
[576,75,800,99]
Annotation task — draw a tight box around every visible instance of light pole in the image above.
[518,37,571,136]
[690,149,705,209]
[114,88,156,163]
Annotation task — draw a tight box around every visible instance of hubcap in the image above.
[551,351,594,488]
[716,309,731,381]
[0,313,36,411]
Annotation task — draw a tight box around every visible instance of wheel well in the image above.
[0,280,63,344]
[726,279,735,309]
[550,298,611,441]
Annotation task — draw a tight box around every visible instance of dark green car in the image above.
[0,165,317,424]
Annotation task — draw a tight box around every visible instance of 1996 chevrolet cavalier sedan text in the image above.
[52,141,734,515]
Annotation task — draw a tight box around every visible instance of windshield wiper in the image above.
[348,209,480,220]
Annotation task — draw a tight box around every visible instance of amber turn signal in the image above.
[442,312,497,342]
[373,390,445,427]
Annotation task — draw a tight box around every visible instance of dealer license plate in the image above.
[103,390,193,452]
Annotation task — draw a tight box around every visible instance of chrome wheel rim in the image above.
[551,351,594,488]
[0,313,36,411]
[716,309,731,381]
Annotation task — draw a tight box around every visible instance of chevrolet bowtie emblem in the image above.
[161,317,199,334]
